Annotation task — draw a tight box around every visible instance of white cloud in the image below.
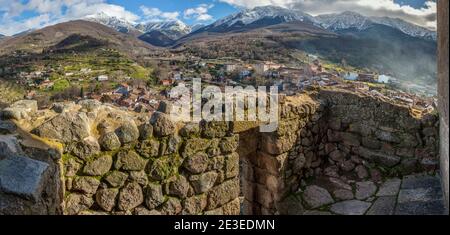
[184,4,214,22]
[0,14,52,36]
[140,6,180,21]
[0,0,139,35]
[219,0,437,29]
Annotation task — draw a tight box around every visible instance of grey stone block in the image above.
[0,156,49,202]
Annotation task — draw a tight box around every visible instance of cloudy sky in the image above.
[0,0,437,36]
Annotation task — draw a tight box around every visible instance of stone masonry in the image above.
[438,0,449,212]
[0,87,445,215]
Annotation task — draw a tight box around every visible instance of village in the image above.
[0,52,437,117]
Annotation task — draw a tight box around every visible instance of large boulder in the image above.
[78,99,102,112]
[51,102,76,113]
[32,112,90,144]
[1,100,37,120]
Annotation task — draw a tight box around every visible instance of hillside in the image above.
[0,20,159,59]
[176,20,436,85]
[139,31,175,47]
[175,21,333,62]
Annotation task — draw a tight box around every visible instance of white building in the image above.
[225,64,237,73]
[253,62,282,74]
[97,75,109,81]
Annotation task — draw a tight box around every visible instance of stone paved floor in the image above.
[296,173,447,215]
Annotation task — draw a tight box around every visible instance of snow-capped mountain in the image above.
[316,11,436,41]
[135,20,192,40]
[197,5,317,33]
[215,6,316,27]
[85,13,192,42]
[81,6,436,47]
[191,23,206,33]
[316,11,372,31]
[85,12,137,34]
[371,16,437,41]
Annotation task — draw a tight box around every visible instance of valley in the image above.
[0,2,447,217]
[0,5,439,111]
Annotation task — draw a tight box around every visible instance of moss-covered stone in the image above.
[224,152,239,179]
[183,152,209,174]
[136,139,160,158]
[147,155,182,181]
[182,194,207,215]
[115,150,148,171]
[117,182,144,211]
[72,176,100,195]
[83,154,113,176]
[201,121,229,138]
[95,188,118,212]
[182,138,210,158]
[179,123,200,137]
[115,121,140,145]
[104,171,128,188]
[99,132,121,151]
[219,135,239,154]
[145,183,165,210]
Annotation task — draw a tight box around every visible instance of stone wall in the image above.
[1,119,63,215]
[239,93,327,214]
[55,104,242,215]
[319,89,440,175]
[238,89,439,215]
[438,0,449,212]
[0,88,441,215]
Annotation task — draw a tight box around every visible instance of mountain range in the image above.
[3,6,435,46]
[0,6,437,88]
[82,6,436,45]
[316,11,437,41]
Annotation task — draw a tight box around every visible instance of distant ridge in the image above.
[0,20,157,58]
